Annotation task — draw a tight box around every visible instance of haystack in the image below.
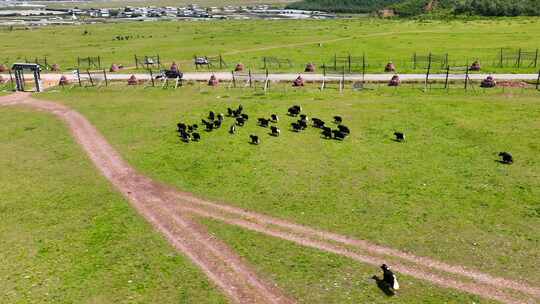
[235,63,245,72]
[480,76,496,88]
[305,63,316,73]
[293,75,304,87]
[58,75,69,86]
[208,74,219,86]
[470,61,481,71]
[388,75,400,86]
[0,64,8,73]
[170,62,179,72]
[385,62,396,72]
[51,64,61,72]
[110,64,120,72]
[127,75,138,85]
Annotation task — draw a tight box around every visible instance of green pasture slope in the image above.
[40,84,540,291]
[1,18,540,73]
[0,107,227,303]
[1,89,504,303]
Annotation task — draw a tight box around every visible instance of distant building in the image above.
[378,9,396,18]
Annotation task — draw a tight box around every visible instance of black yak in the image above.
[177,123,187,132]
[270,126,280,137]
[192,132,201,141]
[499,152,513,164]
[333,116,343,124]
[381,264,400,291]
[312,118,325,129]
[291,122,302,132]
[322,127,332,139]
[258,118,270,127]
[332,130,346,140]
[338,125,350,135]
[250,134,260,145]
[288,105,302,116]
[236,117,246,126]
[271,114,279,122]
[394,132,405,142]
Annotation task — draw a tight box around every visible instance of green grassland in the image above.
[1,18,540,73]
[39,83,540,290]
[1,89,505,303]
[0,107,227,303]
[201,218,496,303]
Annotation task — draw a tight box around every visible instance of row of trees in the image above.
[286,0,402,14]
[286,0,540,16]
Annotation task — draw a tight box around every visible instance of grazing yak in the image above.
[258,118,270,128]
[381,264,400,291]
[213,120,222,129]
[291,122,302,132]
[177,123,187,132]
[394,132,405,142]
[208,111,215,121]
[201,119,214,131]
[499,152,513,164]
[236,117,246,126]
[322,127,332,139]
[192,132,201,141]
[250,134,260,145]
[271,114,279,122]
[179,130,190,142]
[241,113,249,121]
[270,126,280,137]
[187,124,198,133]
[298,120,308,130]
[227,107,233,116]
[217,113,224,121]
[338,125,350,135]
[312,118,325,129]
[332,130,347,140]
[288,105,302,116]
[333,116,343,124]
[229,125,236,134]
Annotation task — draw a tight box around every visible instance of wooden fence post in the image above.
[77,69,82,87]
[103,69,108,87]
[444,66,450,89]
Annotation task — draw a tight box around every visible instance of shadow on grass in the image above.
[371,275,395,297]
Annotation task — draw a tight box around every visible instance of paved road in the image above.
[2,72,539,84]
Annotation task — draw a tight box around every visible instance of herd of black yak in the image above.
[175,105,514,164]
[175,104,356,145]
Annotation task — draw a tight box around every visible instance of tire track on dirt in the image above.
[163,190,540,300]
[2,93,539,304]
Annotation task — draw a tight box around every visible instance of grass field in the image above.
[1,89,506,303]
[0,107,228,303]
[37,83,540,291]
[2,16,540,303]
[201,218,495,303]
[1,18,540,73]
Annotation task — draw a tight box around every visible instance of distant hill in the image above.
[285,0,403,14]
[286,0,540,16]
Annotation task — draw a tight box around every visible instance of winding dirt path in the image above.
[1,93,539,304]
[0,92,294,304]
